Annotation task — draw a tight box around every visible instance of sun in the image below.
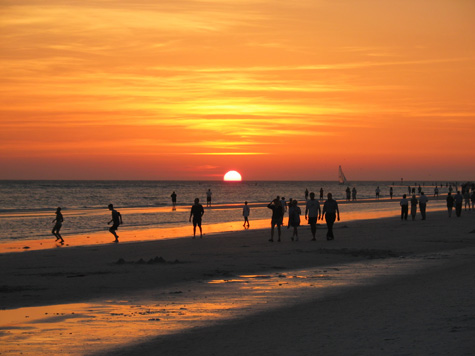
[223,170,242,181]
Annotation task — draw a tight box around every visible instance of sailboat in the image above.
[338,165,348,185]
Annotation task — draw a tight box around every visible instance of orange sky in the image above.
[1,0,474,180]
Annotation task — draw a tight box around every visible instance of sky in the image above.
[1,0,474,181]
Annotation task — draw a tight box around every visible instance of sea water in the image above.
[0,180,449,242]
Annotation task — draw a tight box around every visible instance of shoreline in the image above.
[0,198,449,254]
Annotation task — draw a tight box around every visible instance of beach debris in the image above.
[23,246,30,249]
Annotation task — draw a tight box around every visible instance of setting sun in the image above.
[223,171,242,182]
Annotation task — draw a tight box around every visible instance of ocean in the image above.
[0,180,449,242]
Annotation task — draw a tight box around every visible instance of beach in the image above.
[1,209,474,355]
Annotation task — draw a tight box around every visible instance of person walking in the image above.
[352,187,357,201]
[419,192,428,220]
[267,198,283,242]
[108,204,123,243]
[400,194,409,220]
[464,190,471,211]
[410,195,418,221]
[189,198,205,238]
[375,186,381,200]
[288,200,301,241]
[322,193,340,240]
[454,191,463,217]
[446,192,454,217]
[305,192,321,241]
[390,187,393,199]
[52,207,64,244]
[242,201,250,228]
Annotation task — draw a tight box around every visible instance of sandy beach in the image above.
[1,209,475,355]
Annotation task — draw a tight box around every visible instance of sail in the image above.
[338,165,348,185]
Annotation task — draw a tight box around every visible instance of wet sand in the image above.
[1,210,475,355]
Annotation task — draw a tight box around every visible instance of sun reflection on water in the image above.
[0,257,437,356]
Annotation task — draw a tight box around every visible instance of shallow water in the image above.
[0,253,447,356]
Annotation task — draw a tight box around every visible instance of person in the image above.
[305,192,321,241]
[400,194,408,220]
[242,201,250,229]
[471,190,475,210]
[319,188,324,201]
[206,189,212,207]
[108,204,123,242]
[434,186,439,198]
[389,187,393,200]
[281,197,287,226]
[288,200,301,241]
[419,192,428,220]
[305,188,309,201]
[454,191,463,217]
[322,193,340,240]
[52,207,64,244]
[171,191,177,210]
[464,190,471,211]
[189,198,205,238]
[375,186,380,200]
[345,187,351,201]
[352,187,357,201]
[410,195,418,221]
[446,192,454,217]
[267,198,283,242]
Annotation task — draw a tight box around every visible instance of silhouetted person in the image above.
[454,191,463,217]
[322,193,340,240]
[305,192,321,241]
[305,188,309,201]
[400,194,408,220]
[319,188,324,201]
[464,190,471,211]
[419,192,428,220]
[288,200,301,241]
[390,187,393,199]
[345,186,351,201]
[434,186,439,198]
[446,192,454,217]
[410,195,418,221]
[108,204,122,242]
[281,197,287,226]
[206,189,212,207]
[52,207,64,244]
[189,198,204,238]
[171,191,177,210]
[243,201,250,229]
[352,187,357,201]
[375,186,380,200]
[471,191,475,210]
[267,198,283,242]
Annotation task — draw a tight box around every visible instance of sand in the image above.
[1,209,475,355]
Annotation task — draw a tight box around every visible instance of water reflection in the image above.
[0,256,438,356]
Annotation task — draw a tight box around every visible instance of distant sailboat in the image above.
[338,165,348,185]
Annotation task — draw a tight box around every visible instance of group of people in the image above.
[266,192,340,242]
[399,192,429,220]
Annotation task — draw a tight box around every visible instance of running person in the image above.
[52,207,64,244]
[108,204,123,242]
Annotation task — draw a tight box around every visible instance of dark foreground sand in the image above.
[1,210,475,355]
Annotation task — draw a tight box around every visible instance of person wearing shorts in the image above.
[305,192,321,241]
[108,204,123,243]
[190,198,205,238]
